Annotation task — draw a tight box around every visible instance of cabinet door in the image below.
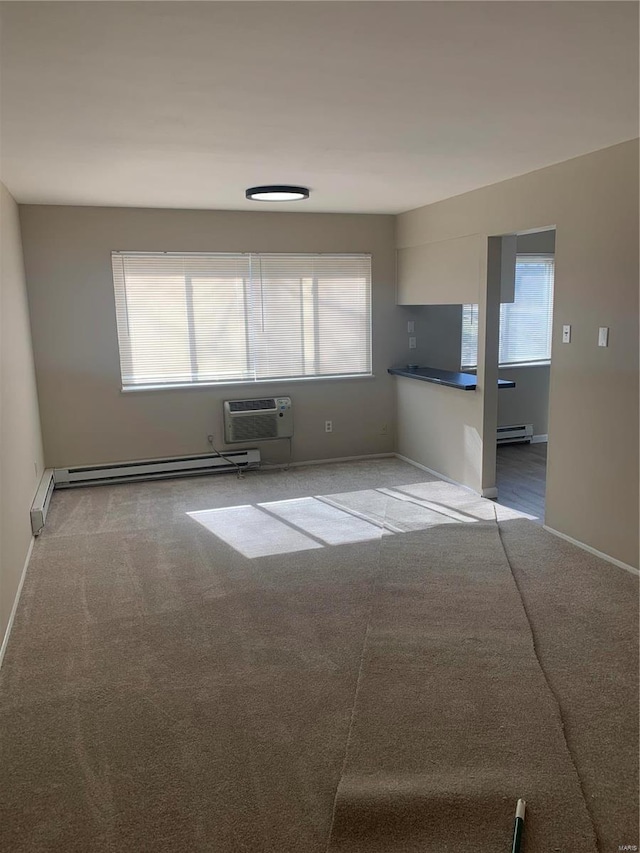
[397,234,484,304]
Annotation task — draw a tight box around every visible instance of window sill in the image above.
[461,361,550,372]
[499,361,551,369]
[121,374,376,393]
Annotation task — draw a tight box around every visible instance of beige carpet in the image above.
[495,512,639,852]
[0,459,637,852]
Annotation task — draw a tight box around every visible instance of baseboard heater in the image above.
[497,424,533,444]
[53,449,261,489]
[30,469,55,535]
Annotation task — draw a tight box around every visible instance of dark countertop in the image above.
[388,366,516,391]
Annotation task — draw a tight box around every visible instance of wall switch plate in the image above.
[408,336,417,349]
[562,324,571,343]
[598,326,609,347]
[407,320,415,334]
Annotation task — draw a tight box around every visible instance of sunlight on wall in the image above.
[463,424,483,491]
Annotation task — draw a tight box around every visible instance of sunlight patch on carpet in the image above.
[259,497,388,546]
[186,481,501,558]
[187,504,323,558]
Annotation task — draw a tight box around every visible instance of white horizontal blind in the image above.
[460,303,479,369]
[499,256,554,365]
[461,255,554,369]
[112,252,372,388]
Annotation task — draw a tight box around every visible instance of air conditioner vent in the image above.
[230,414,279,442]
[228,398,275,413]
[224,397,293,443]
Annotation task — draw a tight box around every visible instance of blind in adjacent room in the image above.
[461,255,554,368]
[461,303,479,369]
[111,252,372,388]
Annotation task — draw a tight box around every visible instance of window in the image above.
[111,252,372,389]
[461,255,554,369]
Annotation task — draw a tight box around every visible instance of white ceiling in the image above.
[1,1,637,213]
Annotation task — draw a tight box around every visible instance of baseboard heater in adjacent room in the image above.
[53,449,261,489]
[30,469,55,535]
[496,424,533,444]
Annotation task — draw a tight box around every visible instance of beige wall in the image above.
[396,233,485,305]
[516,229,556,255]
[498,366,550,436]
[19,206,403,468]
[396,376,484,493]
[410,305,463,372]
[396,140,639,568]
[0,183,44,645]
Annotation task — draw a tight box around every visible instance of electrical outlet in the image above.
[380,423,389,435]
[325,420,333,433]
[409,336,417,349]
[562,324,571,344]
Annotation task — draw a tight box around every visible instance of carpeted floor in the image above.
[0,458,637,852]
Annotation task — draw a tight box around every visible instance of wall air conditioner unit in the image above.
[224,397,293,443]
[497,424,534,445]
[54,450,261,488]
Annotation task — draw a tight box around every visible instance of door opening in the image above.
[494,228,555,522]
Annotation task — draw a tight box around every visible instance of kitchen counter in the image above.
[388,366,516,391]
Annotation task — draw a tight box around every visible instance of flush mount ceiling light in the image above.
[245,185,309,202]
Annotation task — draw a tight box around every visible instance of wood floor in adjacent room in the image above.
[0,458,636,853]
[496,441,547,523]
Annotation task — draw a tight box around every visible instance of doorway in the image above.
[494,229,555,522]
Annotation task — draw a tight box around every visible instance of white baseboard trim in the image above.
[531,434,548,444]
[284,452,396,469]
[0,537,34,670]
[394,453,484,497]
[543,525,639,577]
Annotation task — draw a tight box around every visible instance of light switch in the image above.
[562,324,571,344]
[598,326,609,347]
[409,336,416,349]
[407,320,415,334]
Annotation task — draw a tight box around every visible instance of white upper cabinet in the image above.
[396,234,485,305]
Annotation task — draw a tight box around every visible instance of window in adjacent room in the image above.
[460,255,554,369]
[111,252,372,389]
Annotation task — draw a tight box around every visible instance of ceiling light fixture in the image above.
[245,185,309,202]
